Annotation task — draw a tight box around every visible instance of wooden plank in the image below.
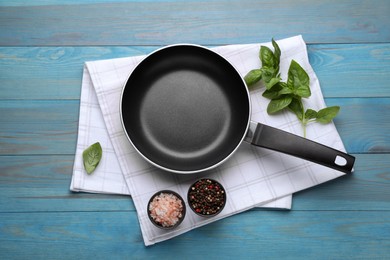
[0,154,388,213]
[0,100,78,155]
[0,155,134,213]
[1,1,387,258]
[292,154,390,210]
[1,0,389,46]
[0,46,156,100]
[308,43,390,98]
[0,0,174,6]
[0,210,389,258]
[0,98,388,155]
[1,44,389,100]
[327,98,390,153]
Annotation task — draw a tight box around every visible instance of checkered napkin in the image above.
[70,35,347,245]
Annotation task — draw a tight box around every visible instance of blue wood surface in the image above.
[0,0,389,259]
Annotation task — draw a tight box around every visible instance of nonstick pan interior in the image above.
[121,45,250,173]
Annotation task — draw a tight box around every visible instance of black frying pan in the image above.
[120,44,355,174]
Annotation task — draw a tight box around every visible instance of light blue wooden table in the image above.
[1,0,389,258]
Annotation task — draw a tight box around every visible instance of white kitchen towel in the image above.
[70,63,292,208]
[71,35,347,245]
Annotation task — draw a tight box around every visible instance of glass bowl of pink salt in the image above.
[187,178,226,217]
[147,190,186,229]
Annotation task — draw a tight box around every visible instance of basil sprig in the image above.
[244,39,340,137]
[82,142,102,174]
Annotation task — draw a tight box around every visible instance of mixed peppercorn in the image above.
[187,178,226,216]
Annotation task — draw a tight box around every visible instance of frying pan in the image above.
[120,44,355,174]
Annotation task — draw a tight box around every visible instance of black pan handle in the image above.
[245,122,355,174]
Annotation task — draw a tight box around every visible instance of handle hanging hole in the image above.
[335,155,347,166]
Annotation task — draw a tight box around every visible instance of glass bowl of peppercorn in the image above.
[187,178,226,217]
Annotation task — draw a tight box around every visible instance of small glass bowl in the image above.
[187,178,226,217]
[147,190,186,229]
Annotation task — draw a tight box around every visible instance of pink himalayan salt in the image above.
[149,192,184,227]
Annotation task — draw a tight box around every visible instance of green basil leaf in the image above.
[83,142,102,174]
[260,46,276,68]
[278,82,288,89]
[261,67,276,83]
[267,96,293,114]
[278,85,293,95]
[244,69,262,87]
[265,77,281,90]
[272,38,281,67]
[262,83,283,99]
[296,85,311,98]
[287,60,311,98]
[276,82,291,95]
[305,109,318,120]
[288,98,304,121]
[263,89,279,99]
[316,106,340,124]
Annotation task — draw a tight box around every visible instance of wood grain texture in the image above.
[0,100,78,155]
[0,154,388,213]
[327,98,390,153]
[0,0,389,257]
[1,44,389,100]
[0,98,388,155]
[0,0,175,6]
[0,46,156,99]
[308,43,390,98]
[293,154,390,210]
[0,211,389,258]
[0,155,133,213]
[1,0,389,46]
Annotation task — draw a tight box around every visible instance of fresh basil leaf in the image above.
[267,96,292,114]
[265,77,281,90]
[260,46,276,68]
[279,87,293,95]
[272,38,281,67]
[276,82,292,95]
[278,81,288,89]
[288,98,304,121]
[316,106,340,124]
[263,89,279,99]
[83,142,102,174]
[287,60,311,98]
[296,85,311,98]
[244,69,263,87]
[262,83,283,99]
[261,67,276,83]
[305,109,318,120]
[245,39,341,137]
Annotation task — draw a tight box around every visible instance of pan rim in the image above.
[119,43,252,174]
